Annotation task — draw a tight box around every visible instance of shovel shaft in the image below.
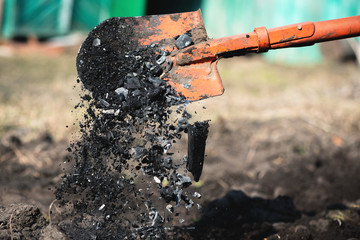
[175,15,360,65]
[267,15,360,49]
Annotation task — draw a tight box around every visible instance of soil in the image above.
[1,114,360,239]
[1,16,360,240]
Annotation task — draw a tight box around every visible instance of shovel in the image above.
[77,9,360,101]
[76,10,360,182]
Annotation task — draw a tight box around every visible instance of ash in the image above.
[55,17,205,239]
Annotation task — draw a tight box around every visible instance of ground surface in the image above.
[1,49,360,239]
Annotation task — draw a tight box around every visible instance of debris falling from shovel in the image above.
[187,121,210,182]
[55,17,209,239]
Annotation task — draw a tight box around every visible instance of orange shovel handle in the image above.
[268,16,360,49]
[175,15,360,65]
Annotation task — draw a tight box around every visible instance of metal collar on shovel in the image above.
[77,10,360,101]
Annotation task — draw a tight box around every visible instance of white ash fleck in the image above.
[115,87,129,98]
[166,204,174,213]
[92,38,101,47]
[102,109,115,114]
[192,192,202,199]
[98,204,105,211]
[154,176,161,184]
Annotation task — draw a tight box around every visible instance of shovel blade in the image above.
[132,10,225,101]
[77,10,224,101]
[164,60,224,101]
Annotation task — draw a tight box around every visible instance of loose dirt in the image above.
[2,115,360,239]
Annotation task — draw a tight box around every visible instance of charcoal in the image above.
[184,83,191,89]
[98,98,110,107]
[148,88,165,101]
[148,76,163,87]
[115,87,129,98]
[149,210,163,226]
[178,117,188,127]
[175,189,183,207]
[192,192,201,199]
[92,38,101,47]
[58,18,209,238]
[156,55,166,65]
[166,204,174,213]
[162,157,172,169]
[102,109,115,114]
[166,61,173,72]
[160,187,177,202]
[175,33,194,49]
[187,121,210,181]
[175,173,192,187]
[185,199,194,209]
[125,76,141,90]
[145,61,152,69]
[132,89,141,96]
[131,147,147,159]
[182,110,192,119]
[150,64,163,76]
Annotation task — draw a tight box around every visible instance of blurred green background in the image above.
[1,0,360,64]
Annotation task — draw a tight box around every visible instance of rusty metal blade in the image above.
[163,60,224,101]
[76,10,225,101]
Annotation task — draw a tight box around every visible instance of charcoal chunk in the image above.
[175,173,192,188]
[175,33,194,49]
[187,121,209,181]
[150,64,163,76]
[160,187,177,202]
[125,76,141,90]
[156,55,166,65]
[115,87,129,98]
[148,76,163,87]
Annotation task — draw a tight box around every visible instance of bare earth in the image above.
[1,51,360,239]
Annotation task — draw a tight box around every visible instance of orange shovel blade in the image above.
[163,60,224,101]
[132,10,225,100]
[77,10,224,101]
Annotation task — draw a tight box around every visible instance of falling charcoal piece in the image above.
[160,186,177,202]
[187,121,209,181]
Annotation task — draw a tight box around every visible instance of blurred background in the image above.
[1,0,360,63]
[0,0,359,156]
[1,0,360,141]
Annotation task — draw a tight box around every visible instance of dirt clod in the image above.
[0,204,45,240]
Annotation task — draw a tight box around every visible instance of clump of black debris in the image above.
[55,17,209,239]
